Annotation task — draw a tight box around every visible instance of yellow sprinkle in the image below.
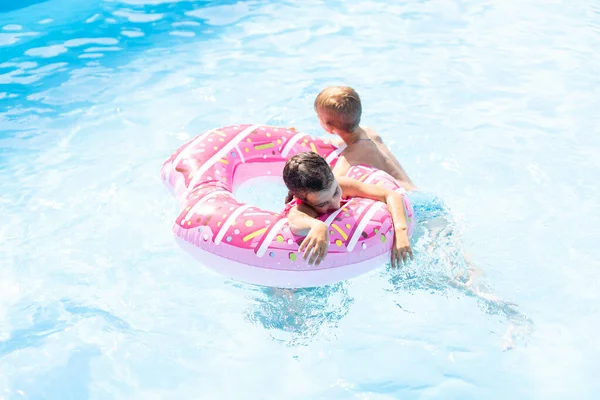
[245,148,249,153]
[277,139,282,144]
[217,221,222,227]
[331,223,348,240]
[335,239,343,247]
[242,227,268,242]
[187,221,191,226]
[266,133,271,137]
[358,174,368,182]
[215,130,227,137]
[345,223,351,229]
[245,220,254,227]
[218,159,229,164]
[246,138,252,142]
[309,142,318,153]
[254,143,274,150]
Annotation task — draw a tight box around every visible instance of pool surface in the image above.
[1,0,600,398]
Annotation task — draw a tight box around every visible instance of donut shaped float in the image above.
[161,124,415,288]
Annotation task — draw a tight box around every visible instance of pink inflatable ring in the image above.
[161,124,415,288]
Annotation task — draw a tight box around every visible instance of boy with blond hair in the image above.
[314,86,417,191]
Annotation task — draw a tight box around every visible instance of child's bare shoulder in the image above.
[340,141,382,166]
[362,126,384,143]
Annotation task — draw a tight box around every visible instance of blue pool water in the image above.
[2,0,600,398]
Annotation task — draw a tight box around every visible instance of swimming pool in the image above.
[1,0,599,398]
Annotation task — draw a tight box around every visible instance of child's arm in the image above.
[338,176,413,268]
[288,205,329,266]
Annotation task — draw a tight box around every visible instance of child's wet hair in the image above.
[283,152,334,203]
[314,86,362,132]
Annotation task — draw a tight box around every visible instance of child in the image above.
[314,86,417,191]
[282,152,413,268]
[313,88,530,348]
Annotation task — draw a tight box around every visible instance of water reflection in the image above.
[0,0,50,14]
[10,344,101,399]
[246,283,353,346]
[388,192,533,350]
[0,0,220,114]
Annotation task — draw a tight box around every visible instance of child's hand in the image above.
[392,228,413,268]
[298,220,329,266]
